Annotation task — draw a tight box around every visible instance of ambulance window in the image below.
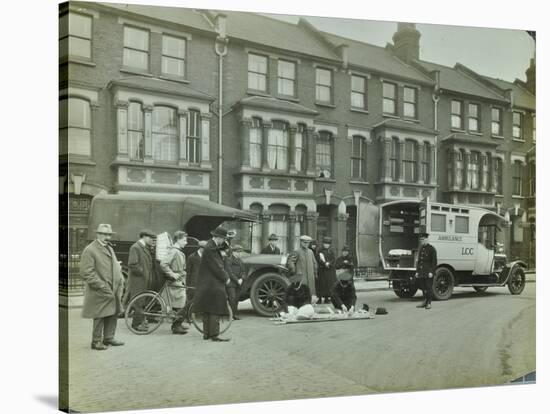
[431,214,446,232]
[455,216,469,233]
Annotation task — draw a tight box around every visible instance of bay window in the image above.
[249,117,262,168]
[267,121,289,170]
[128,102,144,161]
[152,106,178,162]
[187,110,200,164]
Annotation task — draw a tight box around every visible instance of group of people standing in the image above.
[262,234,359,313]
[80,224,244,350]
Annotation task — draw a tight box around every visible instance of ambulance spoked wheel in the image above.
[507,266,526,295]
[432,267,454,301]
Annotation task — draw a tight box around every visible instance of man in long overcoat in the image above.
[287,235,318,298]
[415,233,438,309]
[193,227,231,342]
[80,224,125,350]
[127,229,156,331]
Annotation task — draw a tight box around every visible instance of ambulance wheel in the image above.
[473,286,488,293]
[432,267,454,301]
[508,266,526,295]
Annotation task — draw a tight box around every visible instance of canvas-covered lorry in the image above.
[379,198,527,300]
[87,193,290,316]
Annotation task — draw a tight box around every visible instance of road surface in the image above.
[61,282,535,412]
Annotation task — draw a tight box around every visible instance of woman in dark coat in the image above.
[193,227,231,342]
[317,237,337,303]
[309,240,320,302]
[335,245,358,273]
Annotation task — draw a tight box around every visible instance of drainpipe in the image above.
[432,70,440,196]
[214,14,228,204]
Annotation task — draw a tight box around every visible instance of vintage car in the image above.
[379,197,527,300]
[87,193,289,316]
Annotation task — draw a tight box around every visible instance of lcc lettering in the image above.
[461,247,474,255]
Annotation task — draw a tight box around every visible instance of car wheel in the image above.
[250,272,290,317]
[508,266,526,295]
[432,267,454,301]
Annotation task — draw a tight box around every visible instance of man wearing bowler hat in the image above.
[80,224,125,350]
[261,233,281,254]
[127,229,156,331]
[415,232,438,309]
[193,227,232,342]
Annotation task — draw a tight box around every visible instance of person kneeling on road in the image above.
[331,270,357,313]
[282,274,312,313]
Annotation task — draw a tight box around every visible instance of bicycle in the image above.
[124,280,233,335]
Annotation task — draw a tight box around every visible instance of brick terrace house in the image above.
[59,2,535,295]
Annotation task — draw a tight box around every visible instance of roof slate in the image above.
[483,77,535,110]
[110,76,215,101]
[220,11,340,61]
[105,2,216,33]
[323,32,434,84]
[417,61,506,101]
[238,96,319,116]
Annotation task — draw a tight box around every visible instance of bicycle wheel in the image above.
[124,291,166,335]
[189,301,233,335]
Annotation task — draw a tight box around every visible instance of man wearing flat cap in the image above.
[127,229,156,332]
[415,232,438,310]
[287,235,318,299]
[80,224,125,350]
[261,233,281,255]
[193,227,232,341]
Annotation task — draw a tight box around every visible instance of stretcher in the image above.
[270,306,376,325]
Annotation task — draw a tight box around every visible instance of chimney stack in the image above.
[392,22,421,63]
[525,57,535,94]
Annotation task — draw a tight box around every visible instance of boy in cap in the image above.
[331,270,357,313]
[223,244,245,320]
[261,233,281,254]
[160,230,189,335]
[415,232,438,310]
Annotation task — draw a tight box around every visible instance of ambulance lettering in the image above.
[461,247,474,255]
